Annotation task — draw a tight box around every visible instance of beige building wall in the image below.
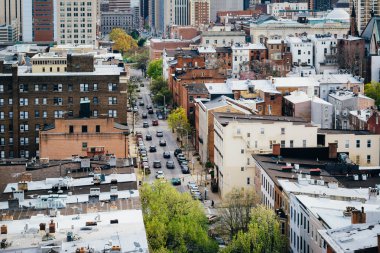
[40,118,129,160]
[31,55,67,73]
[214,118,318,198]
[56,0,98,45]
[190,0,210,27]
[323,133,380,166]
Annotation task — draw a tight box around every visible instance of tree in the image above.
[138,38,147,47]
[140,181,218,253]
[109,28,138,54]
[167,107,190,134]
[147,59,163,80]
[218,188,259,240]
[365,81,380,107]
[130,48,149,76]
[222,205,286,253]
[130,29,140,40]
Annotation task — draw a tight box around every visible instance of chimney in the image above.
[0,60,3,73]
[273,143,281,156]
[351,207,366,224]
[233,91,240,100]
[79,100,91,118]
[377,233,380,253]
[352,85,359,95]
[328,143,337,159]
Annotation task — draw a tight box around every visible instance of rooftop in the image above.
[214,112,308,125]
[284,91,311,104]
[231,43,266,50]
[318,129,379,135]
[350,109,373,122]
[186,83,209,95]
[320,222,380,253]
[10,65,123,76]
[205,83,232,95]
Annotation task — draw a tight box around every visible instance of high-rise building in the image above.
[209,0,244,22]
[0,0,22,41]
[190,0,210,27]
[107,0,140,32]
[109,0,130,11]
[56,0,98,45]
[22,0,56,42]
[140,0,149,23]
[309,0,331,11]
[350,0,379,33]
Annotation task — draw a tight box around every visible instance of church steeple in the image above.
[349,4,359,36]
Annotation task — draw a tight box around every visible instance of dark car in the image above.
[180,160,188,167]
[138,95,143,99]
[171,178,181,186]
[148,108,154,114]
[142,112,148,119]
[139,101,145,106]
[159,139,166,146]
[166,160,175,169]
[149,145,157,152]
[174,148,182,157]
[152,120,158,126]
[181,166,190,174]
[143,122,149,128]
[140,83,144,87]
[145,134,152,141]
[157,114,164,120]
[177,154,186,162]
[156,131,163,137]
[163,151,171,159]
[146,105,153,109]
[153,160,162,168]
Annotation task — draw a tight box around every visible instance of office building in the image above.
[210,0,244,22]
[56,0,98,45]
[0,0,22,42]
[101,12,135,35]
[190,0,210,27]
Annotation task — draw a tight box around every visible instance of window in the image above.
[0,112,4,119]
[367,155,371,164]
[68,84,73,91]
[54,97,63,105]
[42,84,47,91]
[367,140,371,148]
[93,97,99,104]
[241,167,244,171]
[80,83,89,92]
[108,97,117,105]
[43,98,47,105]
[19,98,28,106]
[68,97,73,104]
[247,157,250,165]
[43,111,47,118]
[247,177,250,185]
[20,111,29,119]
[19,84,29,92]
[82,142,88,150]
[241,149,244,154]
[0,125,4,133]
[53,84,63,92]
[345,140,349,148]
[54,111,64,118]
[298,50,301,55]
[356,140,360,148]
[93,83,98,91]
[35,137,39,144]
[281,140,285,148]
[108,110,117,117]
[34,98,39,105]
[8,98,12,105]
[96,125,100,133]
[303,140,307,147]
[0,99,4,106]
[108,83,117,91]
[0,85,3,92]
[0,138,4,145]
[19,124,29,132]
[93,110,98,117]
[69,125,74,133]
[8,112,13,119]
[281,128,285,134]
[290,140,294,148]
[35,110,40,118]
[35,124,40,131]
[260,128,264,134]
[82,125,88,133]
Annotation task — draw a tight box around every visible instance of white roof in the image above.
[313,74,363,84]
[226,79,276,92]
[349,109,372,121]
[266,39,283,44]
[0,209,148,252]
[296,195,380,229]
[311,96,332,105]
[16,65,123,76]
[325,8,350,21]
[231,43,266,50]
[284,91,311,104]
[320,222,380,253]
[272,76,320,88]
[198,46,216,53]
[205,83,232,94]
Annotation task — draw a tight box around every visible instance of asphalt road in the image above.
[131,72,193,193]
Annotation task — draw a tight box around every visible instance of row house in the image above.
[231,43,267,78]
[265,39,293,77]
[0,55,128,159]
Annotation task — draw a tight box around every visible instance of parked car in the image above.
[135,131,142,139]
[157,114,164,120]
[146,105,153,109]
[143,122,149,128]
[156,131,163,137]
[133,107,138,112]
[180,161,188,167]
[140,83,144,87]
[166,160,175,169]
[192,192,203,201]
[139,101,144,106]
[152,120,159,126]
[181,166,190,174]
[153,160,162,168]
[142,112,148,119]
[149,145,157,152]
[174,148,182,157]
[155,170,164,179]
[177,154,186,163]
[171,178,181,186]
[145,134,152,141]
[187,182,197,189]
[141,157,148,163]
[163,151,171,159]
[138,95,143,99]
[159,139,166,146]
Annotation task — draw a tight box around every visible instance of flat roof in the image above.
[214,112,308,124]
[284,91,311,104]
[231,43,266,50]
[205,83,232,94]
[317,129,379,135]
[320,222,380,253]
[0,209,148,252]
[13,65,123,76]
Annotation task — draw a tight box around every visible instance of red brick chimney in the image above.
[273,143,281,156]
[328,143,338,159]
[351,207,366,224]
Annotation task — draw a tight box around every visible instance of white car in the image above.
[155,170,165,179]
[187,181,197,189]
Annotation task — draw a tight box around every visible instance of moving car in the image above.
[140,83,144,87]
[171,178,181,186]
[149,145,157,152]
[152,120,159,126]
[155,170,164,179]
[166,160,175,169]
[145,134,152,141]
[142,112,148,119]
[157,114,164,120]
[159,139,166,146]
[139,101,144,106]
[156,131,163,137]
[148,108,154,114]
[153,160,162,168]
[143,122,149,128]
[163,151,171,159]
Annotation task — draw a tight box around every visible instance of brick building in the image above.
[337,36,366,78]
[182,83,209,124]
[149,38,193,60]
[265,39,292,77]
[0,55,127,159]
[367,110,380,134]
[40,117,129,160]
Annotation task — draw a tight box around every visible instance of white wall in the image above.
[309,36,338,75]
[288,40,313,66]
[311,98,334,129]
[210,0,243,21]
[371,55,380,83]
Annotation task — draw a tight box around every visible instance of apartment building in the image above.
[201,30,246,47]
[30,54,67,73]
[287,37,313,67]
[308,34,338,74]
[318,129,380,167]
[213,113,318,198]
[209,0,244,22]
[190,0,210,27]
[231,43,267,78]
[266,39,293,76]
[267,2,308,19]
[0,54,127,159]
[56,0,98,45]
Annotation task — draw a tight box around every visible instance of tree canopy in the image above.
[147,59,163,80]
[140,181,218,253]
[365,81,380,107]
[109,28,137,54]
[167,107,190,134]
[222,205,286,253]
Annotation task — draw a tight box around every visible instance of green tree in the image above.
[130,48,149,76]
[138,38,147,47]
[167,107,190,134]
[140,181,218,253]
[147,59,163,80]
[130,29,140,40]
[365,81,380,106]
[222,205,286,253]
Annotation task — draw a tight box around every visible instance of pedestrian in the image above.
[182,177,184,182]
[211,200,214,208]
